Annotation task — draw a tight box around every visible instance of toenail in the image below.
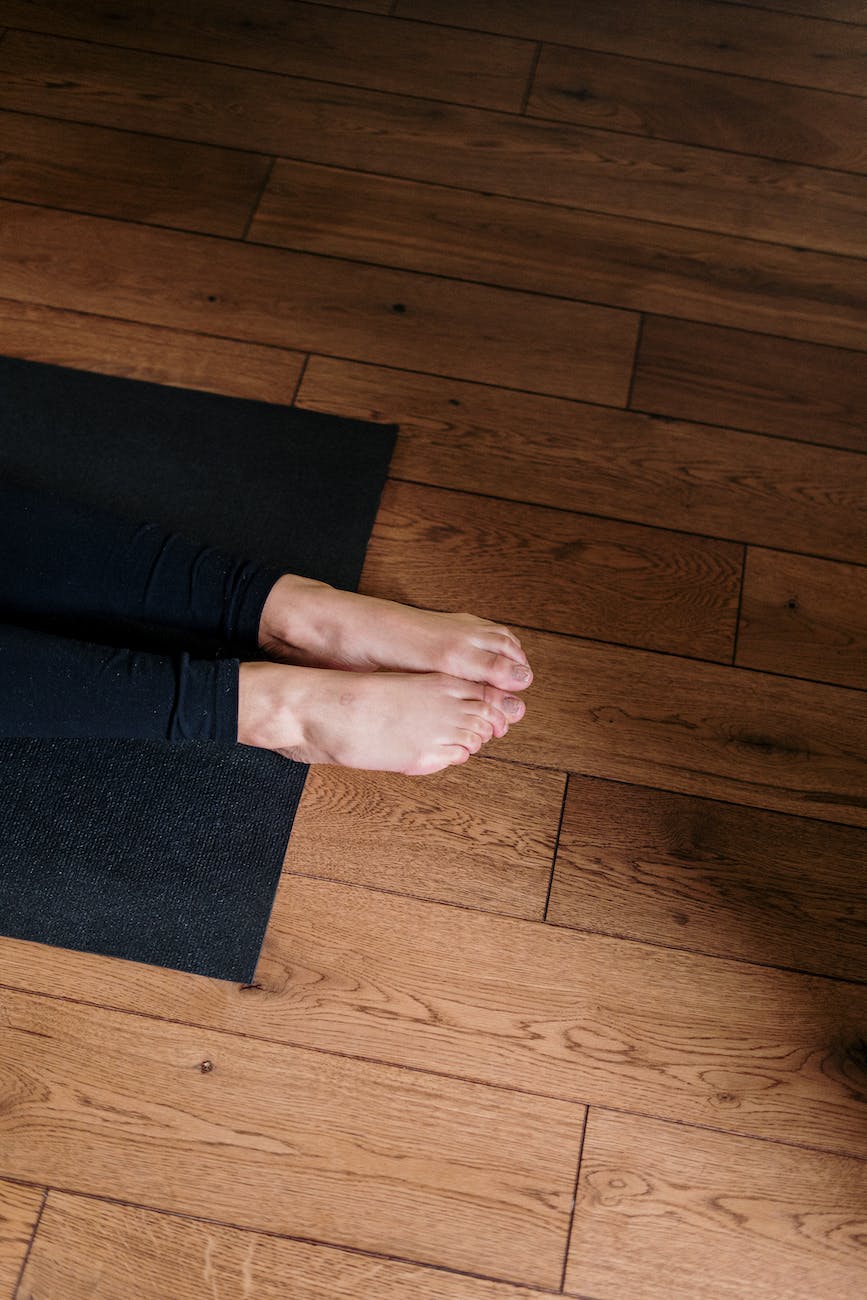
[503,696,522,714]
[511,665,531,682]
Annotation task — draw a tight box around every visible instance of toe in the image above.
[456,727,485,755]
[482,685,526,721]
[480,651,533,691]
[474,628,528,665]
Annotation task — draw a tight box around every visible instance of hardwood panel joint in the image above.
[543,772,570,922]
[560,1105,589,1293]
[290,354,311,406]
[12,1186,48,1300]
[520,42,543,114]
[732,545,748,664]
[242,156,276,242]
[625,313,645,410]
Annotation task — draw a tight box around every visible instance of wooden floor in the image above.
[1,1,866,1296]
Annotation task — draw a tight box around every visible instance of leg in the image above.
[0,481,282,653]
[0,620,238,742]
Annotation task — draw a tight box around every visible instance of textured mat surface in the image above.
[0,355,397,982]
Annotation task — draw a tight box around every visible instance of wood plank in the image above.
[0,111,271,236]
[3,31,867,258]
[298,356,867,567]
[0,987,581,1288]
[250,158,867,352]
[528,42,867,174]
[360,480,742,662]
[0,1178,43,1299]
[547,774,867,982]
[4,877,867,1155]
[737,548,867,690]
[0,0,535,113]
[26,1193,563,1299]
[632,317,867,452]
[496,628,867,827]
[0,297,306,400]
[566,1108,867,1300]
[397,0,867,96]
[0,203,636,404]
[287,761,565,918]
[21,1192,555,1300]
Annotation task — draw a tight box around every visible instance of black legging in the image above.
[0,482,284,742]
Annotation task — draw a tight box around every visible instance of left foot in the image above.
[257,574,533,693]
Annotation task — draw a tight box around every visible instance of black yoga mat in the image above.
[0,354,397,983]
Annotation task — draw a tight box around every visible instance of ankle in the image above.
[257,572,332,652]
[237,661,305,752]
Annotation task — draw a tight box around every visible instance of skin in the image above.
[237,574,533,774]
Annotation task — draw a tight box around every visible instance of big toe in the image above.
[471,648,533,692]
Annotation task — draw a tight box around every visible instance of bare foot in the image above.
[237,661,524,775]
[257,575,533,692]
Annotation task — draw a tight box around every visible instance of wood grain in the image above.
[19,1192,555,1300]
[0,1178,43,1299]
[397,0,867,95]
[3,878,867,1155]
[3,30,867,257]
[250,158,867,351]
[566,1108,867,1300]
[0,0,534,113]
[0,987,581,1288]
[736,548,867,689]
[0,202,636,404]
[286,761,565,918]
[528,43,867,174]
[632,316,867,452]
[298,356,867,566]
[547,774,867,982]
[360,480,743,662]
[0,110,271,236]
[497,628,867,827]
[251,877,867,1157]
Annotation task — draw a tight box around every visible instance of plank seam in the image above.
[241,155,276,241]
[732,546,748,665]
[520,41,543,114]
[560,1107,589,1292]
[11,1186,48,1300]
[543,773,569,922]
[290,353,311,405]
[625,313,644,409]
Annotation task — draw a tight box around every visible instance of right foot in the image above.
[237,661,525,775]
